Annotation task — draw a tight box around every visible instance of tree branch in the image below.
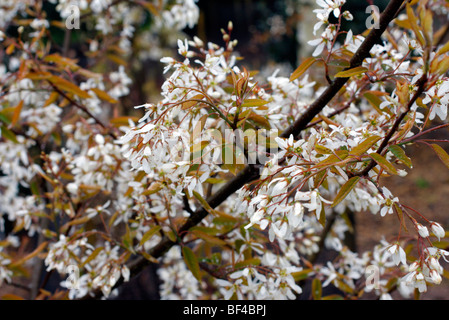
[351,74,428,178]
[82,0,406,300]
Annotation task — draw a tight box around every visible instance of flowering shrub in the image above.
[1,0,449,300]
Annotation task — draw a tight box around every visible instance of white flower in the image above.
[307,26,336,57]
[417,223,429,238]
[428,269,442,285]
[430,221,445,241]
[387,243,407,266]
[422,81,449,121]
[378,187,399,217]
[401,269,427,293]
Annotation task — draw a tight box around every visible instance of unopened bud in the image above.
[228,21,233,31]
[430,221,445,241]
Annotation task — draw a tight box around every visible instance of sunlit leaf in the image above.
[241,98,268,108]
[334,66,368,78]
[181,94,204,110]
[289,57,317,81]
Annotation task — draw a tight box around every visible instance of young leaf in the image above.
[182,246,201,281]
[331,176,360,208]
[430,144,449,170]
[10,241,48,268]
[241,98,268,108]
[90,88,119,104]
[80,247,103,268]
[312,278,322,300]
[289,57,317,81]
[406,4,425,46]
[388,145,412,168]
[334,66,368,78]
[364,91,392,115]
[191,229,227,246]
[138,225,162,247]
[11,100,23,126]
[350,136,381,157]
[1,126,18,143]
[48,76,91,99]
[192,190,216,215]
[369,152,398,175]
[181,94,204,109]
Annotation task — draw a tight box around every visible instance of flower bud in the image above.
[408,261,420,272]
[429,269,442,284]
[430,221,445,241]
[228,21,233,31]
[417,223,429,238]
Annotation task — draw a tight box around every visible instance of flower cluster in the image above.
[1,0,449,302]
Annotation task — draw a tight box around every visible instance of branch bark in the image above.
[82,0,406,300]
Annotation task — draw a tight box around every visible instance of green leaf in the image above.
[292,269,313,282]
[234,258,261,269]
[334,66,368,78]
[241,98,268,108]
[192,191,216,215]
[10,241,48,268]
[182,246,201,281]
[369,152,398,175]
[394,203,408,232]
[388,145,412,168]
[437,40,449,56]
[289,57,317,81]
[138,225,162,247]
[406,4,425,46]
[315,149,349,168]
[350,136,381,157]
[191,229,227,246]
[1,126,18,143]
[80,247,103,268]
[331,176,360,208]
[48,75,91,99]
[181,94,204,110]
[430,144,449,170]
[312,278,322,300]
[364,91,390,115]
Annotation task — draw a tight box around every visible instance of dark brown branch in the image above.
[281,0,405,139]
[82,0,406,300]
